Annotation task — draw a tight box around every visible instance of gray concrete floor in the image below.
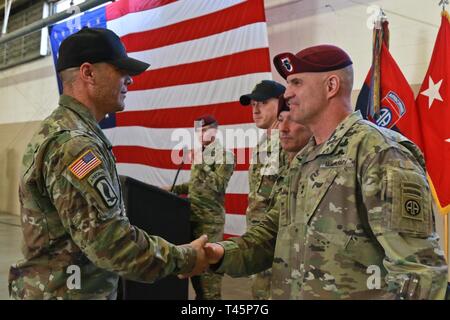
[0,213,252,300]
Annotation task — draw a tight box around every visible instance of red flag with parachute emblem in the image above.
[356,20,424,150]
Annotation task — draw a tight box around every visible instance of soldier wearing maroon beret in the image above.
[273,44,353,79]
[202,44,448,300]
[171,114,235,300]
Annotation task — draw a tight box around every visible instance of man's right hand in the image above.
[178,235,209,279]
[204,242,224,265]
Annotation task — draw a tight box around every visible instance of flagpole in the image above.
[438,0,449,263]
[371,9,388,116]
[445,214,449,262]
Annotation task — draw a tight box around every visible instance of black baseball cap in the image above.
[56,27,149,76]
[239,80,286,106]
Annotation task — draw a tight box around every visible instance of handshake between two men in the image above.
[178,235,225,279]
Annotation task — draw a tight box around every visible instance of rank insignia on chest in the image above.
[69,150,102,179]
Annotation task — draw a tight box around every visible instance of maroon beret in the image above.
[195,114,218,128]
[273,45,353,79]
[277,95,290,117]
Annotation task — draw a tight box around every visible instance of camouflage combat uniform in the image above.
[9,95,197,300]
[246,129,287,300]
[215,111,448,300]
[173,139,234,300]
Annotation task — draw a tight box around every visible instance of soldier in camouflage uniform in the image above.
[266,97,312,215]
[172,115,235,300]
[203,45,448,299]
[9,28,208,300]
[239,80,287,299]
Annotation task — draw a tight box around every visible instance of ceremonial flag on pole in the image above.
[416,10,450,214]
[49,0,272,238]
[356,19,423,149]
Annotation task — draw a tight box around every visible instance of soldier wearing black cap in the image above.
[239,80,287,300]
[239,80,286,129]
[171,115,235,300]
[9,28,209,300]
[201,44,448,300]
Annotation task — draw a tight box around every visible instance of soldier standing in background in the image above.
[9,28,208,300]
[264,97,312,217]
[171,115,235,300]
[202,45,448,300]
[239,80,287,300]
[277,97,312,164]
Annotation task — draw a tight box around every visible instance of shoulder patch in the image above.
[401,182,423,221]
[69,149,102,179]
[93,176,118,208]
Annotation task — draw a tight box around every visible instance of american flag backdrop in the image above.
[49,0,272,238]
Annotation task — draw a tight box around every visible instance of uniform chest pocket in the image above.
[256,173,278,198]
[308,229,348,248]
[307,229,381,270]
[303,228,350,271]
[295,169,338,225]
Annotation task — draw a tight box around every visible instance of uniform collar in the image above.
[59,94,113,150]
[59,94,97,124]
[300,111,362,163]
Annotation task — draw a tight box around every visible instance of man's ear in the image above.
[79,63,95,85]
[325,74,340,99]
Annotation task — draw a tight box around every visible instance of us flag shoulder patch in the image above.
[69,150,102,179]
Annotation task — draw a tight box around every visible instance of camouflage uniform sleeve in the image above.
[172,183,189,195]
[212,198,279,277]
[360,147,448,300]
[44,135,197,283]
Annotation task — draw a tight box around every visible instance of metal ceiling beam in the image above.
[0,0,38,15]
[0,0,110,45]
[1,0,14,35]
